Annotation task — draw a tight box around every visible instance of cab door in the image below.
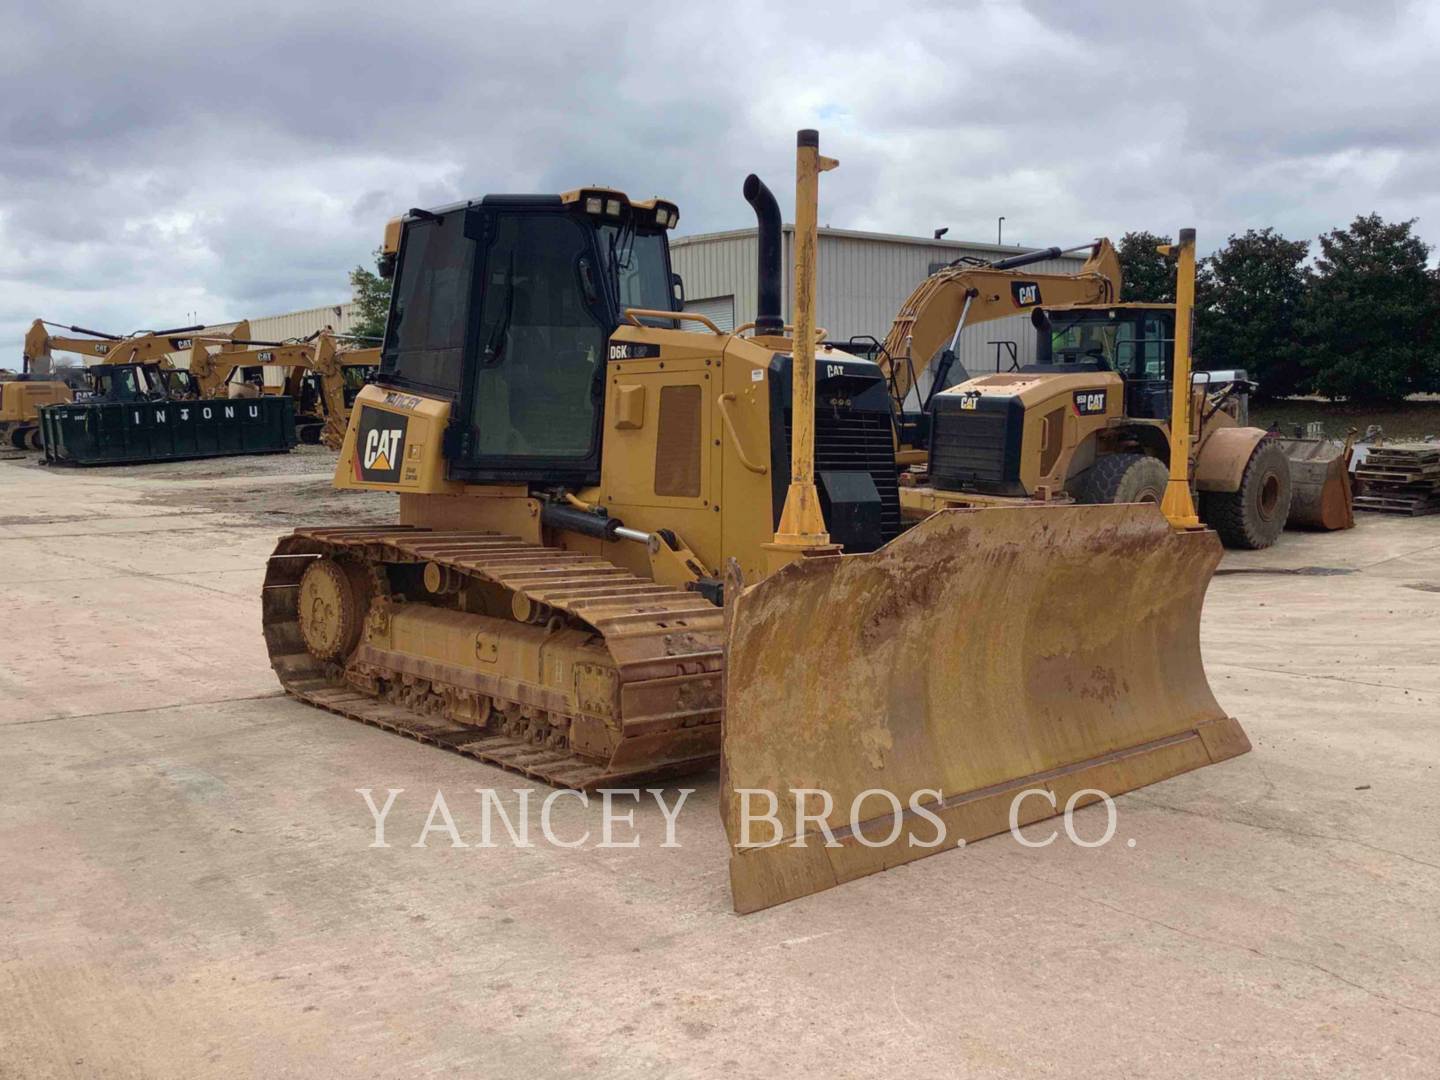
[454,206,612,485]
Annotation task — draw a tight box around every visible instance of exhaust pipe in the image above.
[743,174,784,336]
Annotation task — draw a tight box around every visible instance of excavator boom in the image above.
[879,240,1121,409]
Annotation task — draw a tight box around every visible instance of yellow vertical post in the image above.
[767,129,840,567]
[1159,227,1202,530]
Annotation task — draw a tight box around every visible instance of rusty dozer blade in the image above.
[721,503,1249,914]
[1274,437,1355,531]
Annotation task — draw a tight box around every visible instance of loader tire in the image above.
[1082,453,1168,505]
[1200,439,1292,550]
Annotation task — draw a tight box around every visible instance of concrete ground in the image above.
[2,452,1438,1079]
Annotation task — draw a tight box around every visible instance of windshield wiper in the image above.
[480,251,517,366]
[604,221,638,300]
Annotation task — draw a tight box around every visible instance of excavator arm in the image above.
[195,331,377,446]
[878,239,1122,409]
[24,319,252,377]
[312,337,380,448]
[189,335,330,399]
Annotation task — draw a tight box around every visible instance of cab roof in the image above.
[1042,302,1175,313]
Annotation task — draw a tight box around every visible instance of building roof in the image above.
[671,224,1080,259]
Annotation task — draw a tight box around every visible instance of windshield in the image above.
[596,225,674,325]
[93,365,162,401]
[1049,312,1172,377]
[342,365,375,391]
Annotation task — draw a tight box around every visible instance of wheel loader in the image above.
[263,131,1249,912]
[865,240,1310,548]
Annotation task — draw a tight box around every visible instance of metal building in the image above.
[176,304,359,385]
[671,226,1085,388]
[247,303,359,342]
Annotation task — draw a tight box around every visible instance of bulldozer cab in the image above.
[378,191,680,487]
[1035,305,1175,419]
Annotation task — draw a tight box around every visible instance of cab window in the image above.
[383,212,470,396]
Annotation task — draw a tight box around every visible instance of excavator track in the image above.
[263,526,724,789]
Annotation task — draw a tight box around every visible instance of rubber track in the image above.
[262,526,724,789]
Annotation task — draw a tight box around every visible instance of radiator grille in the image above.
[930,409,1009,486]
[785,408,901,544]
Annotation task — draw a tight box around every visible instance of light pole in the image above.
[997,216,1006,245]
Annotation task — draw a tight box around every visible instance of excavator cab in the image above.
[85,363,201,402]
[340,363,375,407]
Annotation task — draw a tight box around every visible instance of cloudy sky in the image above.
[4,0,1439,350]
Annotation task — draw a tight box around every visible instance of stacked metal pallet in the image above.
[1354,443,1440,515]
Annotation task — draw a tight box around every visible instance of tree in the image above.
[1194,229,1311,399]
[349,249,392,341]
[1117,231,1176,303]
[1300,214,1439,402]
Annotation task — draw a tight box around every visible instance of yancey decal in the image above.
[1073,389,1107,416]
[1010,281,1042,307]
[355,405,409,483]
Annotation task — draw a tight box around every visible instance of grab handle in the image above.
[718,394,768,474]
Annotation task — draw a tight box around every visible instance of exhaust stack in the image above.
[742,174,784,336]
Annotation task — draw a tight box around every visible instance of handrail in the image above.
[622,308,722,334]
[733,321,829,342]
[718,394,768,474]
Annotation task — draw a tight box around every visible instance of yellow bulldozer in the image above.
[263,132,1249,912]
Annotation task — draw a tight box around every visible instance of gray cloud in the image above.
[4,0,1440,349]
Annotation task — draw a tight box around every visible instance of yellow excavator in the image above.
[8,321,231,448]
[23,319,250,398]
[262,132,1248,912]
[189,331,379,447]
[876,237,1122,444]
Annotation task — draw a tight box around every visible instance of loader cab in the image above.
[1033,305,1175,420]
[377,189,681,485]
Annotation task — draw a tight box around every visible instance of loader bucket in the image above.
[1274,437,1354,531]
[721,503,1249,914]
